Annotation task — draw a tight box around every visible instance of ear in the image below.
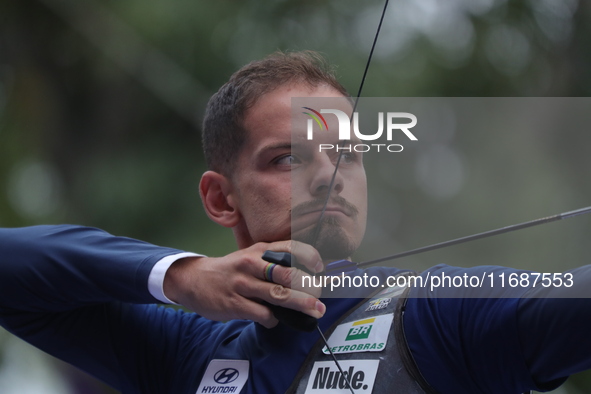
[199,171,240,228]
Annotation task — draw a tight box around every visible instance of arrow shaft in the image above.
[356,206,591,268]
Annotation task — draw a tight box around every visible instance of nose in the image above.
[309,154,344,197]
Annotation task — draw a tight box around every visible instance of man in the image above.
[1,51,591,394]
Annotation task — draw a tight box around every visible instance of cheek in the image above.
[348,172,367,201]
[251,179,290,207]
[242,181,291,230]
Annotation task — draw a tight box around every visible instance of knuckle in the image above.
[253,242,269,252]
[274,267,294,284]
[237,254,257,270]
[233,276,250,293]
[283,240,293,254]
[269,284,290,301]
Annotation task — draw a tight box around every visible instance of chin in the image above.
[292,217,358,261]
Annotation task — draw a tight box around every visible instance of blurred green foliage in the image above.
[0,0,590,393]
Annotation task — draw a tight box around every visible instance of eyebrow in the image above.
[258,142,308,155]
[262,142,292,152]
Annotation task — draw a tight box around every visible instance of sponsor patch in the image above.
[322,314,393,355]
[196,359,249,394]
[305,360,380,393]
[364,297,391,312]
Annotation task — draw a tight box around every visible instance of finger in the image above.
[290,268,323,297]
[265,264,322,298]
[266,240,324,273]
[243,280,326,319]
[266,285,326,319]
[241,299,279,329]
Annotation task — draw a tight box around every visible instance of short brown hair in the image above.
[202,51,349,174]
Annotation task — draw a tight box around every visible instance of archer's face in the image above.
[230,82,367,261]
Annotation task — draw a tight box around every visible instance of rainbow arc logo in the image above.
[302,107,329,131]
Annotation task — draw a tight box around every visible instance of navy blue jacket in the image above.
[1,225,590,393]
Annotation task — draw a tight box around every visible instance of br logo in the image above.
[214,368,240,384]
[346,318,374,341]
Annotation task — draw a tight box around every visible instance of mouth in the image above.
[305,206,351,217]
[292,197,358,221]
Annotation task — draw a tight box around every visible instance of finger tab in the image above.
[262,251,293,267]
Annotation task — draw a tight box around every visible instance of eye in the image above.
[274,154,301,167]
[341,152,359,164]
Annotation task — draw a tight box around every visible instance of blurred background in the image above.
[0,0,590,392]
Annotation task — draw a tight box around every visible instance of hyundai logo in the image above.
[214,368,239,384]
